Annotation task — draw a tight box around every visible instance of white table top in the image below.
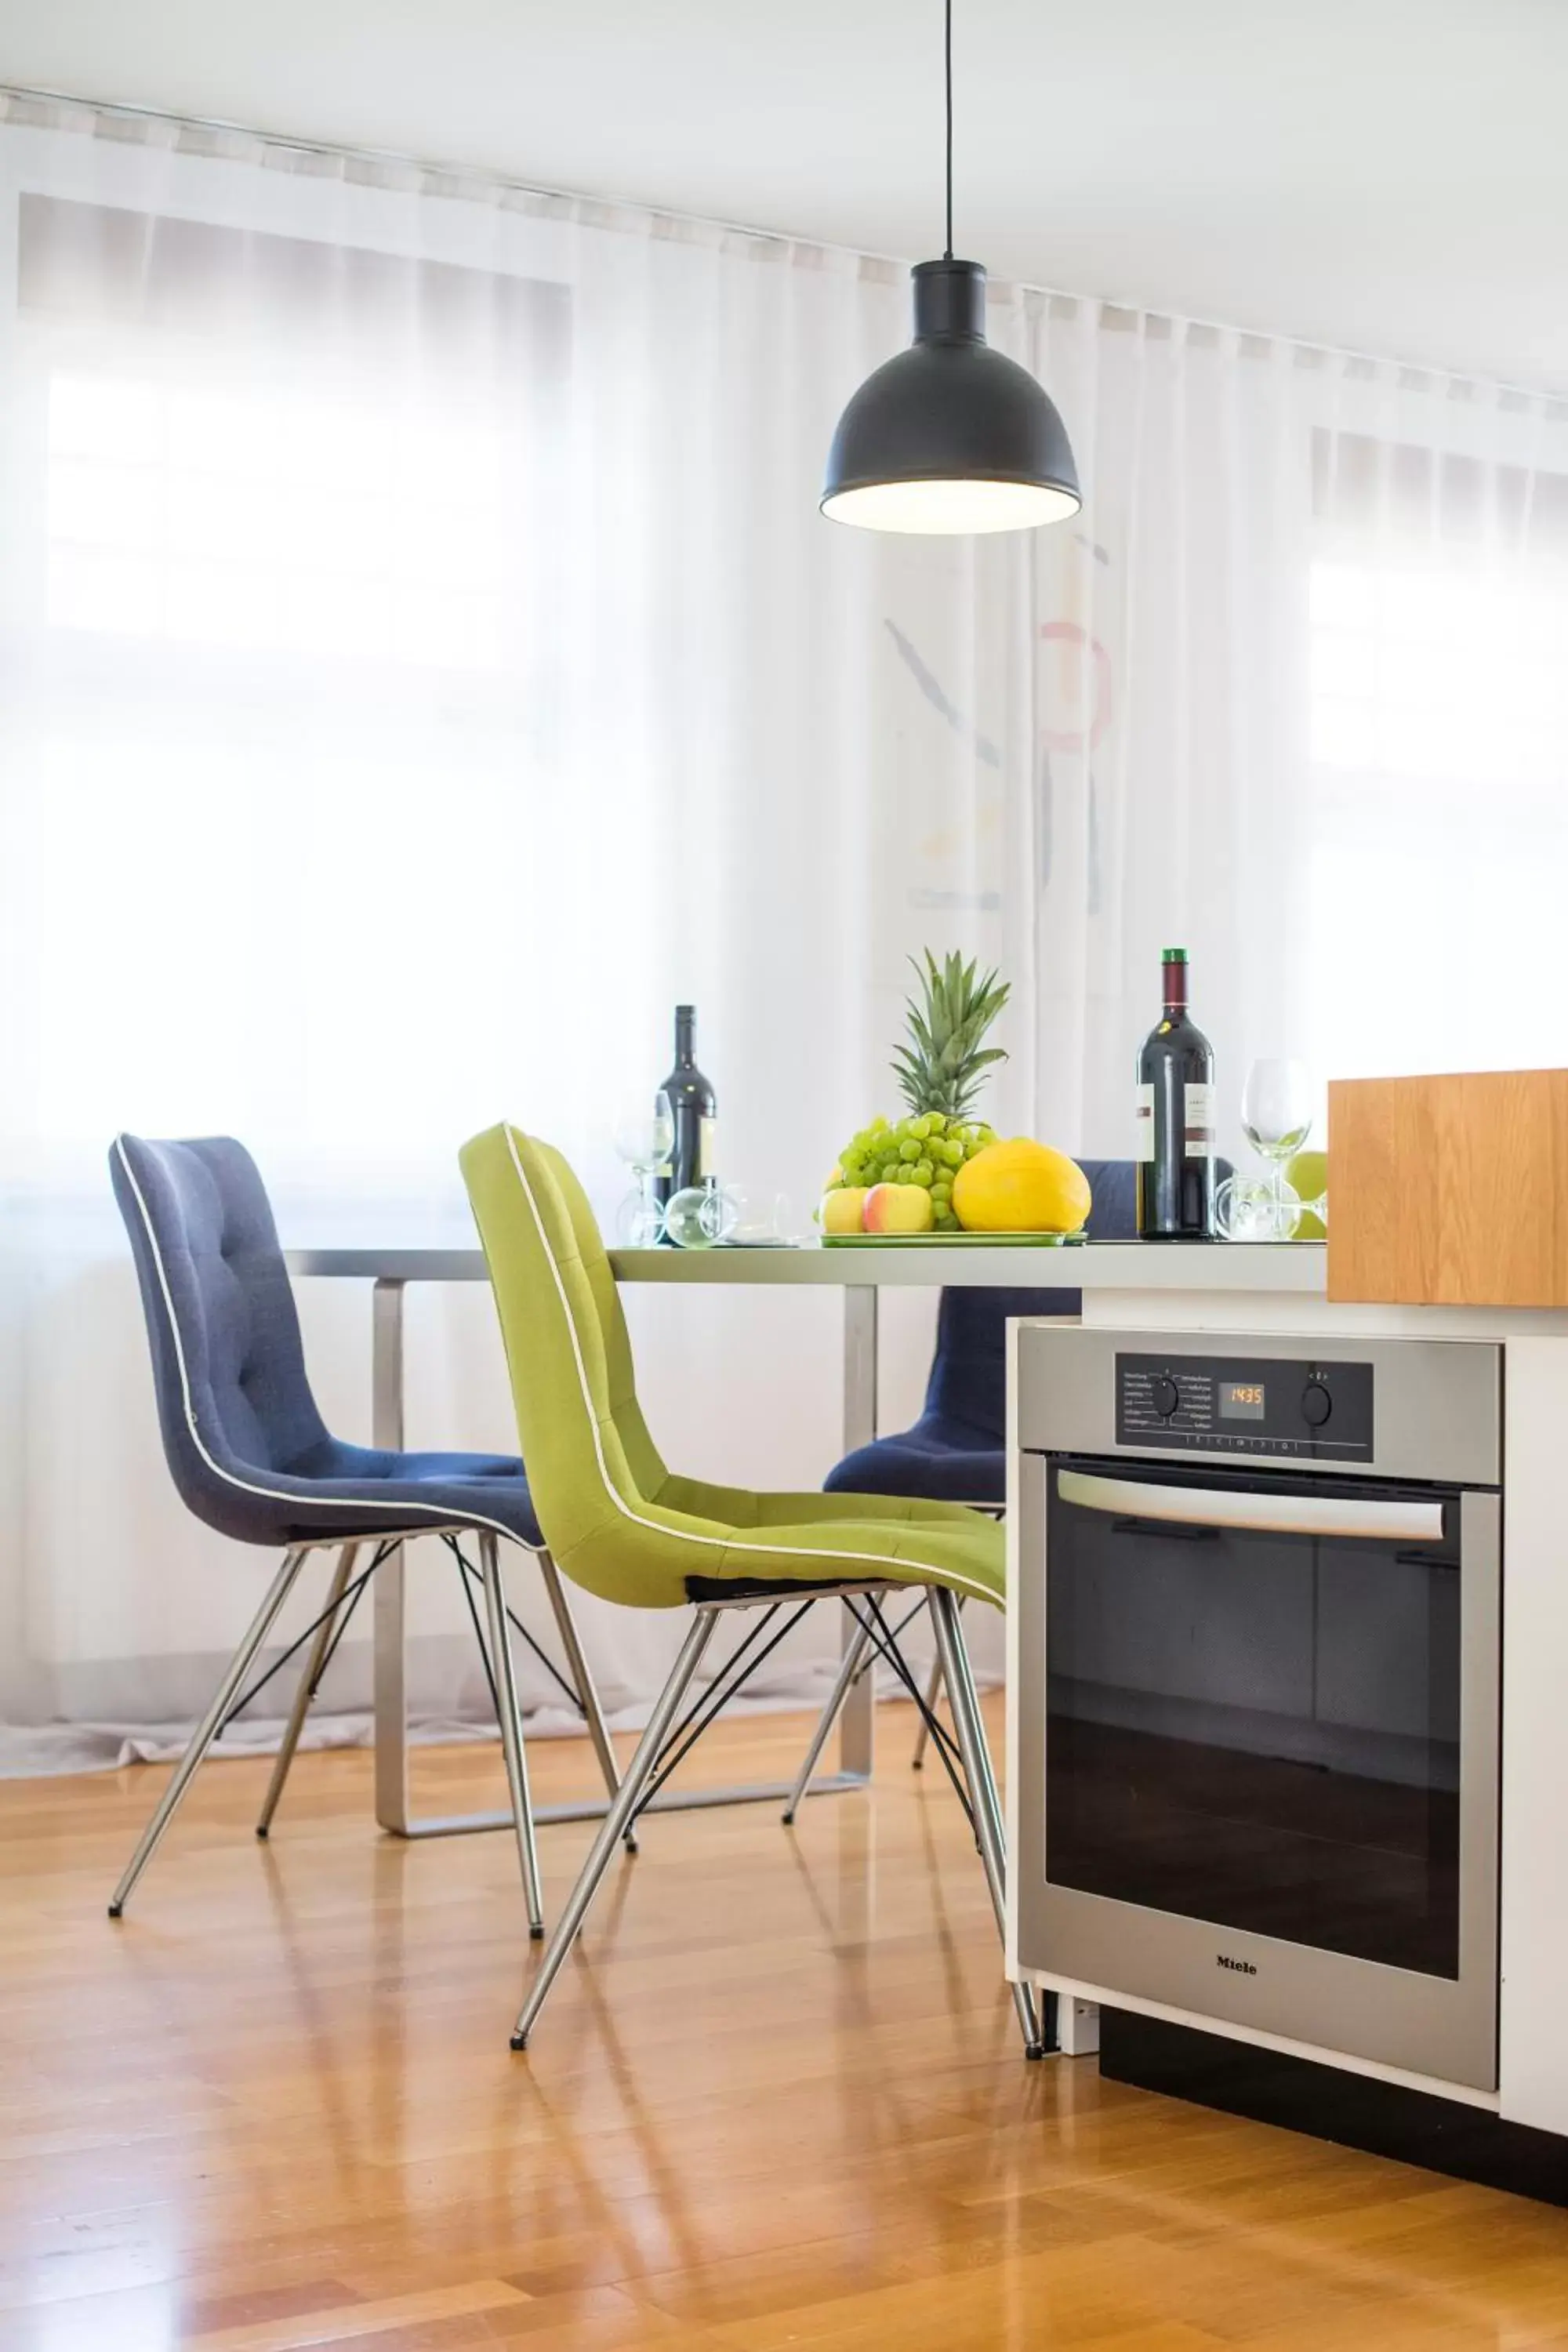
[285,1240,1327,1292]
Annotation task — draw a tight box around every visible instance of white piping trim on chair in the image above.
[114,1134,543,1556]
[496,1125,998,1606]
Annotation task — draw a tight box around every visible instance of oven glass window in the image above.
[1046,1462,1463,1977]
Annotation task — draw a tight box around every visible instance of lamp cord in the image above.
[944,0,954,260]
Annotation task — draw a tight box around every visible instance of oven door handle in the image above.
[1055,1469,1446,1544]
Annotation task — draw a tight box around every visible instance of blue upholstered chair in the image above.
[786,1160,1138,1803]
[107,1133,620,1929]
[826,1160,1139,1511]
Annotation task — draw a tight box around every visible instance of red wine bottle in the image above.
[1135,949,1215,1240]
[654,1004,717,1214]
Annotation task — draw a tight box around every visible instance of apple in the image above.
[863,1181,935,1236]
[821,1187,871,1236]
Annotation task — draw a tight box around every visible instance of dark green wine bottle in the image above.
[1135,949,1215,1240]
[654,1004,717,1216]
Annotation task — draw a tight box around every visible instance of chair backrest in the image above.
[111,1134,332,1542]
[461,1123,677,1595]
[922,1156,1138,1441]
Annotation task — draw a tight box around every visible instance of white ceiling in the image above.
[1,0,1564,390]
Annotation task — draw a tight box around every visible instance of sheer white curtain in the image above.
[1,93,1564,1765]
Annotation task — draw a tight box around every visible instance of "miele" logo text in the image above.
[1216,1954,1258,1975]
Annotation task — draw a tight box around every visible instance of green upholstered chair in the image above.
[459,1122,1044,2056]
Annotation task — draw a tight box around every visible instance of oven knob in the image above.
[1301,1381,1332,1428]
[1152,1377,1180,1419]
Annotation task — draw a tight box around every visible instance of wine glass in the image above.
[1216,1170,1301,1243]
[1241,1059,1314,1240]
[663,1177,739,1249]
[721,1188,795,1246]
[613,1090,674,1247]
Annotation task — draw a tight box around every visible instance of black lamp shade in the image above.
[822,259,1081,534]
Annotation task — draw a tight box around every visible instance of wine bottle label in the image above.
[698,1114,717,1181]
[1184,1081,1215,1158]
[1134,1083,1155,1162]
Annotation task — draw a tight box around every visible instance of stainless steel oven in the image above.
[1014,1328,1501,2089]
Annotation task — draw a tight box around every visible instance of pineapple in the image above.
[822,950,1012,1233]
[891,950,1011,1123]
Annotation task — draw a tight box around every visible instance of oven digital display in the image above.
[1220,1381,1266,1420]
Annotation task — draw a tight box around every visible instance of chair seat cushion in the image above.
[256,1439,545,1549]
[825,1419,1005,1510]
[637,1500,1004,1607]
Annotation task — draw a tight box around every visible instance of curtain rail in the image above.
[1,78,1561,412]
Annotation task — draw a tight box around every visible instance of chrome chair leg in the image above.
[480,1533,545,1937]
[256,1541,360,1838]
[110,1546,310,1918]
[928,1584,1047,2060]
[911,1593,960,1769]
[785,1589,948,1809]
[514,1608,719,2049]
[537,1549,622,1806]
[910,1648,945,1769]
[782,1618,872,1824]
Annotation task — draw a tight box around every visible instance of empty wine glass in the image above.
[722,1188,795,1246]
[613,1090,674,1247]
[663,1176,739,1249]
[1217,1171,1301,1243]
[1241,1058,1314,1240]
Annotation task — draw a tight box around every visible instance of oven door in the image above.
[1021,1454,1500,2089]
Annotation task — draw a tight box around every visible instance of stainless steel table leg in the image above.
[372,1277,413,1835]
[838,1283,878,1784]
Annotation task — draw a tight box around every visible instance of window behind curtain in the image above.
[1305,423,1568,1083]
[23,193,569,672]
[4,195,592,1182]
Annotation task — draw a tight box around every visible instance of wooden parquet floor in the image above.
[4,1698,1568,2349]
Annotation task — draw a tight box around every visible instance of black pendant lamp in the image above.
[821,0,1081,535]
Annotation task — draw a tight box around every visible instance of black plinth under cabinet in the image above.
[1098,2010,1568,2209]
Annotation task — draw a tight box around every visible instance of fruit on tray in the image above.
[826,952,1011,1232]
[863,1181,935,1236]
[952,1138,1091,1234]
[820,1185,871,1236]
[829,1112,996,1231]
[890,949,1011,1123]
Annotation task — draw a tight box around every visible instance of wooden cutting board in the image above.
[1328,1069,1568,1306]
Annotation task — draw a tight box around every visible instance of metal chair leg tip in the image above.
[911,1759,924,1771]
[1025,2041,1047,2061]
[107,1903,122,1920]
[780,1809,796,1826]
[255,1825,270,1840]
[528,1922,545,1940]
[510,2031,528,2051]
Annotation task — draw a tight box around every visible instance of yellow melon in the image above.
[952,1138,1091,1234]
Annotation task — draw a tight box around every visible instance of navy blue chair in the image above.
[786,1160,1139,1803]
[107,1133,620,1928]
[825,1160,1139,1510]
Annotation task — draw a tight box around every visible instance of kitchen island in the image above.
[1005,1240,1568,2198]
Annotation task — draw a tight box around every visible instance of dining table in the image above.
[284,1236,1308,1838]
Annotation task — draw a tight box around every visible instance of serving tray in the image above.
[821,1229,1087,1247]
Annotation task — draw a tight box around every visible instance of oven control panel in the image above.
[1115,1352,1374,1461]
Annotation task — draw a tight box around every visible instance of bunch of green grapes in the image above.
[833,1112,998,1229]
